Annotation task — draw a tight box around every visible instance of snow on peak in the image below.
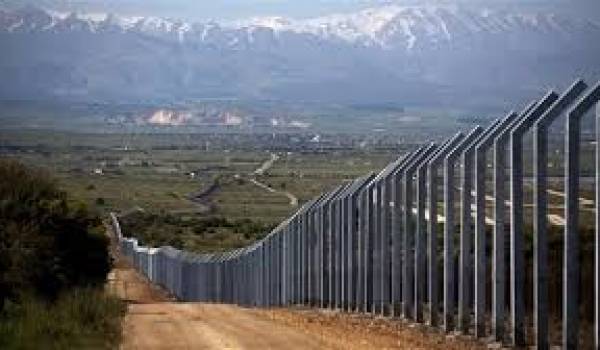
[235,16,292,31]
[0,5,591,50]
[77,12,110,23]
[230,5,466,49]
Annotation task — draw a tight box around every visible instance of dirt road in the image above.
[253,153,279,176]
[110,258,486,350]
[248,152,299,207]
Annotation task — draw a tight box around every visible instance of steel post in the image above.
[444,127,483,332]
[458,118,501,332]
[472,112,519,337]
[563,84,600,349]
[531,80,587,348]
[427,132,464,326]
[509,92,559,346]
[401,143,437,319]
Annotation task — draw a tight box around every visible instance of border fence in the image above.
[113,78,600,349]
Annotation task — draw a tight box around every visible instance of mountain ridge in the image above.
[0,5,599,105]
[2,5,598,50]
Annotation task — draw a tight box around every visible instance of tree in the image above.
[0,159,111,308]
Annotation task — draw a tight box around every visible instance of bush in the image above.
[119,211,275,252]
[0,288,125,349]
[0,159,111,307]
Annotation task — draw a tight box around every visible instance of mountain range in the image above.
[1,5,599,107]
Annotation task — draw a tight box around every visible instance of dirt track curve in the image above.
[107,256,487,350]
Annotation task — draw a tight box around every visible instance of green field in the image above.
[2,130,398,252]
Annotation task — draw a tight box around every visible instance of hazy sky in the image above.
[1,0,599,21]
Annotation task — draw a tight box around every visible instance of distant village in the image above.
[116,107,314,130]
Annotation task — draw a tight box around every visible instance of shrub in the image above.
[119,211,275,253]
[0,159,111,307]
[0,288,125,349]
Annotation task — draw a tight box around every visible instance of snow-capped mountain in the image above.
[0,5,599,105]
[2,6,598,49]
[235,6,600,50]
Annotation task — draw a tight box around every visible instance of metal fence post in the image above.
[321,198,328,309]
[338,193,346,310]
[443,127,483,332]
[277,232,282,306]
[388,149,426,316]
[270,238,275,307]
[391,170,402,317]
[273,237,277,306]
[341,193,349,310]
[472,112,519,337]
[564,84,600,349]
[373,181,383,314]
[357,188,365,312]
[309,191,336,308]
[347,190,356,312]
[380,176,392,315]
[365,185,374,313]
[335,194,343,309]
[426,132,464,326]
[531,80,587,348]
[311,202,327,306]
[303,209,309,305]
[265,240,271,306]
[296,216,302,305]
[415,157,428,323]
[509,92,559,346]
[271,238,276,306]
[294,218,300,305]
[328,177,371,313]
[371,152,419,316]
[350,175,374,312]
[319,201,327,308]
[280,231,285,306]
[491,101,536,341]
[402,143,437,319]
[282,227,288,305]
[329,193,338,309]
[311,205,325,306]
[289,223,295,305]
[360,172,390,314]
[596,101,600,350]
[307,210,313,306]
[415,137,455,323]
[289,221,295,306]
[358,188,367,312]
[316,205,323,307]
[286,226,291,306]
[458,118,501,332]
